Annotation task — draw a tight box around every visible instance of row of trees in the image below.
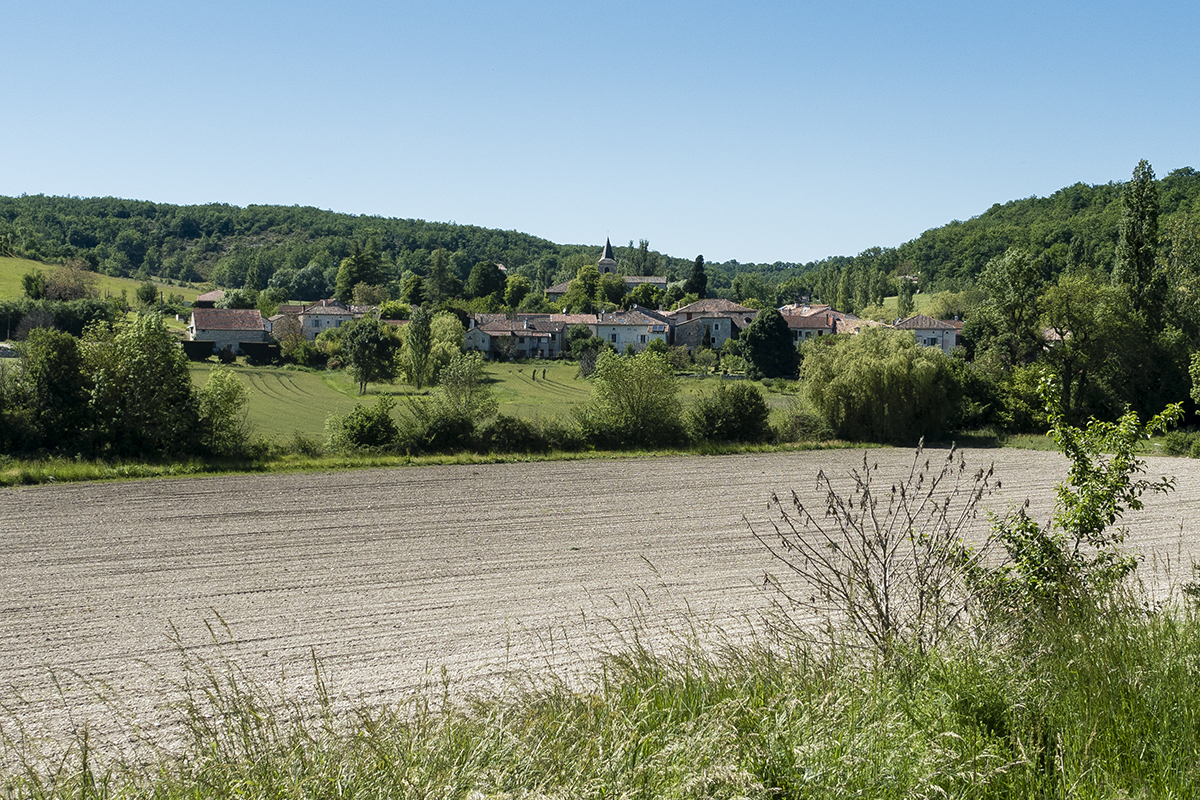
[1,315,250,457]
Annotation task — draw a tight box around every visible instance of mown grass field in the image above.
[0,255,202,303]
[190,358,803,443]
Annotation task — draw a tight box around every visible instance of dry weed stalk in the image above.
[750,442,999,658]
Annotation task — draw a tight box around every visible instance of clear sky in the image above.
[3,1,1197,265]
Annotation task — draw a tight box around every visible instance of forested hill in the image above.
[807,165,1200,292]
[2,162,1198,299]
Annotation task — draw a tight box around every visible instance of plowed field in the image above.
[3,448,1199,749]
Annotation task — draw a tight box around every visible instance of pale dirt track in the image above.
[2,448,1200,753]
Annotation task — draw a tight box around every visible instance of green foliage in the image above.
[435,351,497,421]
[1112,159,1163,316]
[334,244,386,303]
[197,366,251,457]
[987,382,1182,614]
[803,328,965,442]
[21,327,88,449]
[399,306,433,389]
[687,382,771,443]
[478,414,550,453]
[740,307,797,379]
[576,350,686,448]
[21,268,45,300]
[342,317,400,395]
[377,300,410,320]
[83,314,200,457]
[134,280,158,308]
[326,395,400,451]
[683,254,707,297]
[465,261,506,300]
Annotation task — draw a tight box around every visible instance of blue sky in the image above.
[3,1,1197,264]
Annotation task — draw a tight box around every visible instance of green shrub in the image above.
[576,350,686,449]
[687,382,771,443]
[774,397,835,442]
[325,396,400,450]
[479,414,550,453]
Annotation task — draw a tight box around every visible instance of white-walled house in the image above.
[298,299,355,341]
[894,314,964,355]
[595,308,668,353]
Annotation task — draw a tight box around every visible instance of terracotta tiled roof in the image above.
[545,281,573,295]
[551,313,597,326]
[784,314,836,329]
[191,308,265,332]
[195,289,225,303]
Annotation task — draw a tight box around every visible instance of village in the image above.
[185,239,963,362]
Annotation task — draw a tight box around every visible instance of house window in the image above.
[639,334,646,343]
[611,333,617,343]
[714,323,721,331]
[519,337,525,344]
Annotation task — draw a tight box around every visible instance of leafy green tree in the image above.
[135,281,158,308]
[683,255,707,298]
[401,273,426,306]
[596,273,627,306]
[400,306,433,389]
[327,395,399,450]
[435,351,498,420]
[84,314,200,456]
[466,261,506,300]
[22,269,46,300]
[425,248,462,306]
[21,326,89,449]
[576,350,685,448]
[504,275,531,308]
[974,247,1044,367]
[216,288,258,309]
[1112,159,1162,317]
[1040,270,1139,423]
[803,328,965,442]
[740,308,797,379]
[988,383,1181,614]
[687,382,771,443]
[334,243,386,303]
[627,282,664,309]
[896,276,915,318]
[197,366,250,456]
[343,317,400,395]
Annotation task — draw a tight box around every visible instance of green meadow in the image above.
[188,359,790,444]
[0,255,202,303]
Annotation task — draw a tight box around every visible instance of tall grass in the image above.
[5,589,1200,798]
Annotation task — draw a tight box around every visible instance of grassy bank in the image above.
[0,255,201,303]
[5,591,1199,798]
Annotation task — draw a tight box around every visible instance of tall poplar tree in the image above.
[1113,159,1162,317]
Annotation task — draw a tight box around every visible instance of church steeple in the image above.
[598,237,618,274]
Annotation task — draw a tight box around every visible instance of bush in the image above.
[576,350,686,449]
[688,383,771,443]
[479,414,550,453]
[326,396,400,450]
[396,401,476,454]
[774,397,835,442]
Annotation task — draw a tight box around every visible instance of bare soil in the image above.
[2,448,1198,753]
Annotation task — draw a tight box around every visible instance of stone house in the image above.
[188,308,268,355]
